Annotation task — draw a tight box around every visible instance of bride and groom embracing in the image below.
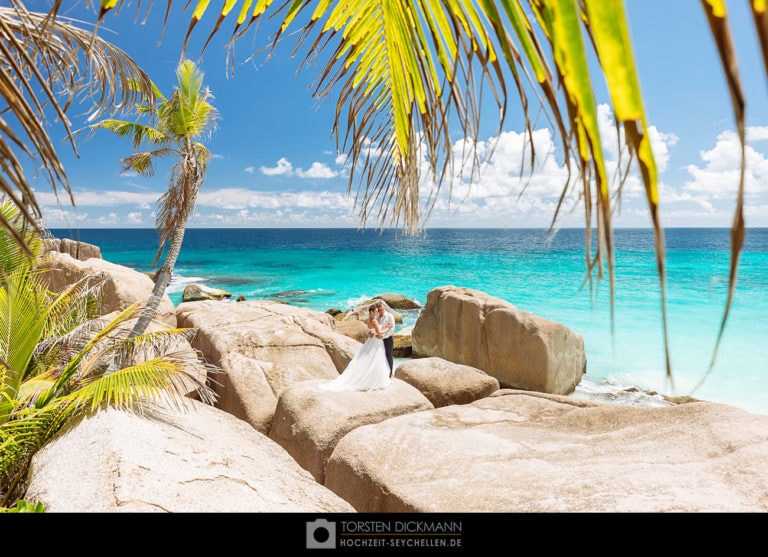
[320,300,395,392]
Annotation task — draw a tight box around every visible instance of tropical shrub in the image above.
[0,201,217,509]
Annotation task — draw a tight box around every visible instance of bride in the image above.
[320,304,392,391]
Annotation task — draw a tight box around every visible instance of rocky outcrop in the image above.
[42,238,102,261]
[324,390,768,512]
[412,286,586,395]
[334,319,370,343]
[35,251,176,328]
[394,357,500,407]
[268,379,434,483]
[175,300,360,434]
[18,261,768,514]
[21,294,768,513]
[24,399,354,512]
[393,325,413,358]
[182,283,232,302]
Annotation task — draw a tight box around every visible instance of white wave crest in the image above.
[166,274,205,294]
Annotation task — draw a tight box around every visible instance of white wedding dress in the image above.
[320,333,392,392]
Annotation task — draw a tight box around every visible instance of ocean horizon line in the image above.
[47,225,767,231]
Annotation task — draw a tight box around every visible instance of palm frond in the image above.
[0,200,43,276]
[0,2,156,245]
[61,356,203,413]
[692,0,746,393]
[0,269,50,417]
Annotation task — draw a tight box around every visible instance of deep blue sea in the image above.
[50,227,768,416]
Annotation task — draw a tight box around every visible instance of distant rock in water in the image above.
[269,289,313,299]
[375,293,422,310]
[182,283,232,302]
[265,289,315,304]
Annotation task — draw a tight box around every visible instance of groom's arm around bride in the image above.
[375,302,396,376]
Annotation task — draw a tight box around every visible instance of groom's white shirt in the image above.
[377,310,395,339]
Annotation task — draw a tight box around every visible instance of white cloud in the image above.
[747,126,768,141]
[260,157,293,176]
[259,158,338,179]
[195,188,355,212]
[683,127,768,199]
[296,162,337,178]
[36,190,160,207]
[97,212,120,225]
[37,106,768,229]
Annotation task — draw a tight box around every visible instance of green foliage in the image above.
[0,200,43,276]
[0,203,217,510]
[1,499,45,513]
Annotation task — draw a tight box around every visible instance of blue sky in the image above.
[24,1,768,230]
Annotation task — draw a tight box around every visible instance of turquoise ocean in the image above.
[51,227,768,416]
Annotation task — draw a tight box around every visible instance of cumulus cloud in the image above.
[195,188,355,212]
[126,212,144,224]
[260,157,338,179]
[683,127,768,199]
[36,105,768,229]
[261,157,294,176]
[747,126,768,141]
[36,190,160,207]
[296,162,337,178]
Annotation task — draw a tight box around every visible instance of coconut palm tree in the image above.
[0,201,217,509]
[88,59,219,338]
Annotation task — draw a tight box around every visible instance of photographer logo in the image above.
[306,519,336,549]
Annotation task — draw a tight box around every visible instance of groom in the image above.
[374,301,395,376]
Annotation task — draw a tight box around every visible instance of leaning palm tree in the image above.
[0,201,217,509]
[88,59,219,338]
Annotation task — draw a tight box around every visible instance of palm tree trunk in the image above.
[129,223,187,338]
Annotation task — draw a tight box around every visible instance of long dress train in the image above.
[320,335,392,391]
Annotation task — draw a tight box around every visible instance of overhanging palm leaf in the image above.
[0,1,157,248]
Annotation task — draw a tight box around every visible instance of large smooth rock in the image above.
[394,357,500,407]
[269,379,434,484]
[36,251,176,328]
[24,399,355,512]
[411,286,586,395]
[176,300,361,434]
[324,390,768,512]
[334,319,370,343]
